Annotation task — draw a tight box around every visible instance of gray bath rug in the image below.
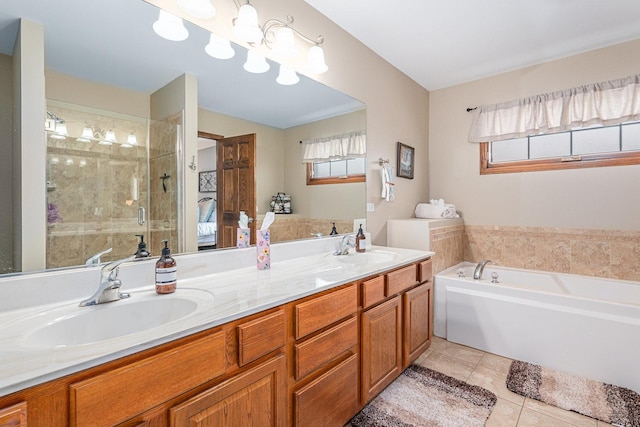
[506,360,640,427]
[350,364,497,427]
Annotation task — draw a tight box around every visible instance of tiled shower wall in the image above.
[429,223,640,281]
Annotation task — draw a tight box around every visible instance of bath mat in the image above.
[350,364,497,427]
[506,360,640,427]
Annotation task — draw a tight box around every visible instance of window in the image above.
[480,122,640,174]
[306,157,366,185]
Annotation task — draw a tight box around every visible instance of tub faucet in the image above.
[334,234,355,255]
[79,256,135,306]
[473,259,493,280]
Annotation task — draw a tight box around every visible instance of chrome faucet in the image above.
[334,234,356,255]
[473,259,493,280]
[79,256,135,306]
[84,247,113,265]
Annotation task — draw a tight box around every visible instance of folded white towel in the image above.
[381,166,395,202]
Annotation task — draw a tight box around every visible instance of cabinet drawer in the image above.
[418,258,433,283]
[362,276,385,308]
[385,264,418,296]
[294,353,359,427]
[238,310,285,366]
[295,284,357,340]
[71,331,226,427]
[0,401,27,427]
[295,316,357,380]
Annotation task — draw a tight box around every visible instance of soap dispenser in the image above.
[155,240,177,294]
[134,234,150,258]
[330,222,338,235]
[356,224,366,253]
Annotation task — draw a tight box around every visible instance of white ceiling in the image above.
[304,0,640,90]
[0,0,363,129]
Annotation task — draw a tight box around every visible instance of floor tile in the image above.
[523,399,597,427]
[486,398,522,427]
[517,407,577,426]
[437,340,485,366]
[478,352,514,374]
[414,351,476,382]
[467,365,525,405]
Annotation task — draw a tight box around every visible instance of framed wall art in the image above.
[199,170,216,192]
[396,142,415,179]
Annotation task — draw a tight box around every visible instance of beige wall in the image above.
[0,53,13,273]
[149,0,431,245]
[284,109,366,220]
[429,39,640,230]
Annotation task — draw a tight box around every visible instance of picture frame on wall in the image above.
[396,142,414,179]
[199,170,216,192]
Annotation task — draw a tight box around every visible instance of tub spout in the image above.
[473,259,492,280]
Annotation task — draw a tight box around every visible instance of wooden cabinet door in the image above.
[169,355,286,427]
[361,296,402,403]
[403,281,432,367]
[0,402,27,427]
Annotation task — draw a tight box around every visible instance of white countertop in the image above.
[0,241,432,397]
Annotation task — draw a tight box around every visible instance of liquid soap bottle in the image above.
[355,224,366,253]
[330,222,338,235]
[134,234,150,258]
[155,240,177,294]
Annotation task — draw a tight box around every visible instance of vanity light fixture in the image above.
[153,9,189,41]
[76,126,95,143]
[50,122,68,140]
[272,26,295,59]
[243,49,270,73]
[232,3,263,44]
[99,130,117,146]
[121,133,138,148]
[307,44,328,74]
[177,0,216,19]
[205,33,235,59]
[276,64,299,85]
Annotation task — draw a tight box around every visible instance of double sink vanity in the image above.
[0,237,433,426]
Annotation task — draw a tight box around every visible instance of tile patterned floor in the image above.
[411,337,615,427]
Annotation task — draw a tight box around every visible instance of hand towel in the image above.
[380,166,395,202]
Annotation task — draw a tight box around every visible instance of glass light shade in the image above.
[233,4,263,43]
[205,33,235,59]
[65,158,74,166]
[307,45,328,74]
[273,27,295,58]
[243,49,270,73]
[153,10,189,42]
[100,130,117,145]
[276,64,299,85]
[127,133,138,145]
[79,159,87,167]
[51,122,68,140]
[177,0,216,19]
[76,126,94,142]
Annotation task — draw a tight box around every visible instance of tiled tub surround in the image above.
[0,237,431,397]
[256,216,354,242]
[428,224,466,273]
[434,262,640,393]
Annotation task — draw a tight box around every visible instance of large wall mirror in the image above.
[0,0,366,276]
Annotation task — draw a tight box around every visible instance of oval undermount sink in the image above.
[18,289,214,348]
[335,250,397,265]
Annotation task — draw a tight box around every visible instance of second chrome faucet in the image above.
[473,259,493,280]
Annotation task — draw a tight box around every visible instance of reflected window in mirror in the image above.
[306,158,365,185]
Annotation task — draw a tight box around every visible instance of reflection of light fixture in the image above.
[51,122,68,140]
[76,126,94,142]
[121,133,137,148]
[276,64,299,85]
[50,157,59,165]
[100,130,117,145]
[79,159,87,167]
[177,0,216,19]
[272,27,295,58]
[233,3,263,44]
[243,49,270,73]
[153,10,189,41]
[307,45,328,74]
[65,158,74,166]
[205,33,235,59]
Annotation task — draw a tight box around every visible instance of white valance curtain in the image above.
[468,74,640,143]
[301,131,366,163]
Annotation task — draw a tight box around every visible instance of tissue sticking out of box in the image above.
[415,201,460,219]
[238,211,249,228]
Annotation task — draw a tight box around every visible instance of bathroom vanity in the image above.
[0,239,432,426]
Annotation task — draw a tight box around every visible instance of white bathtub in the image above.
[434,262,640,392]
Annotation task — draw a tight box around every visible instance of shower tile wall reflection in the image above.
[46,103,150,268]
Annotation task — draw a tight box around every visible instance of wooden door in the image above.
[216,134,256,248]
[403,282,432,367]
[361,296,402,403]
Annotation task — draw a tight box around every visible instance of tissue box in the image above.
[257,230,270,270]
[237,228,250,248]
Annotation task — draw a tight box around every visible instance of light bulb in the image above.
[177,0,216,19]
[233,4,263,43]
[153,10,189,42]
[205,33,235,59]
[276,64,299,85]
[243,49,270,73]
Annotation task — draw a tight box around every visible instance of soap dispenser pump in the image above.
[356,224,366,253]
[329,222,338,235]
[134,234,150,258]
[156,240,177,294]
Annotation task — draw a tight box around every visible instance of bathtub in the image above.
[434,262,640,392]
